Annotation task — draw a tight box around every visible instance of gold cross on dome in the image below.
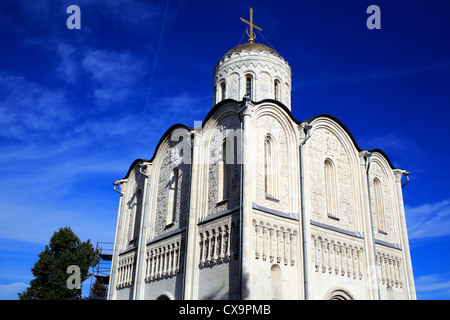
[240,5,262,43]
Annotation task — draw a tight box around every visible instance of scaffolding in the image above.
[89,241,113,299]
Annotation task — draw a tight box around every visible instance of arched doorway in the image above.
[327,289,353,300]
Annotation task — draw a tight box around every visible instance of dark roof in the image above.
[302,113,397,169]
[224,42,282,57]
[120,123,193,180]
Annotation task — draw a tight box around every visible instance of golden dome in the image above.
[223,42,282,58]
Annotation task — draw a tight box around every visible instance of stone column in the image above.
[298,122,311,300]
[184,130,201,299]
[108,179,128,300]
[393,169,416,299]
[134,163,151,300]
[240,104,253,299]
[359,151,379,299]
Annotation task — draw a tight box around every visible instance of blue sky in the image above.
[0,0,449,300]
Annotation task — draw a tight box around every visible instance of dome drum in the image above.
[213,43,292,110]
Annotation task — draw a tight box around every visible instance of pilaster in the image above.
[297,122,311,300]
[240,103,254,299]
[358,151,379,299]
[184,130,201,299]
[393,169,416,299]
[135,163,152,300]
[108,179,128,300]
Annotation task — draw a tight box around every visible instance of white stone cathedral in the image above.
[108,10,416,300]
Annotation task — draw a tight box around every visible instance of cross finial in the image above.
[240,5,262,44]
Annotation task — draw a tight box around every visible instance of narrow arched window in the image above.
[373,178,386,233]
[245,75,252,98]
[264,135,278,199]
[133,189,142,242]
[129,189,142,245]
[324,159,338,219]
[271,264,282,300]
[274,80,281,101]
[218,139,230,202]
[167,168,179,226]
[220,81,226,101]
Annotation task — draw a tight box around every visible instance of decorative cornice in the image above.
[146,226,186,246]
[374,238,402,250]
[252,202,299,221]
[198,205,240,225]
[310,219,364,239]
[214,45,291,74]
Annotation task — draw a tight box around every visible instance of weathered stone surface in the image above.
[109,39,415,301]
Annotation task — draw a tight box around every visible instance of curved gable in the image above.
[304,114,398,170]
[121,103,400,181]
[121,123,193,180]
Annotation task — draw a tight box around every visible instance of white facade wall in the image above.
[108,43,415,300]
[213,45,292,109]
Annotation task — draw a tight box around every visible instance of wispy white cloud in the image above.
[358,133,419,153]
[415,274,450,299]
[295,60,450,89]
[357,132,426,173]
[54,42,80,83]
[159,91,210,115]
[21,39,151,111]
[0,138,125,245]
[77,0,169,31]
[0,71,75,141]
[406,199,450,240]
[14,0,168,34]
[0,140,131,197]
[0,282,28,300]
[415,274,450,292]
[0,200,117,245]
[21,39,84,84]
[82,49,148,109]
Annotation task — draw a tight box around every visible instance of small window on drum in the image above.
[220,81,226,101]
[245,75,252,99]
[274,79,281,101]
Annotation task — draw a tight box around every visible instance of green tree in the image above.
[89,279,108,299]
[18,227,99,300]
